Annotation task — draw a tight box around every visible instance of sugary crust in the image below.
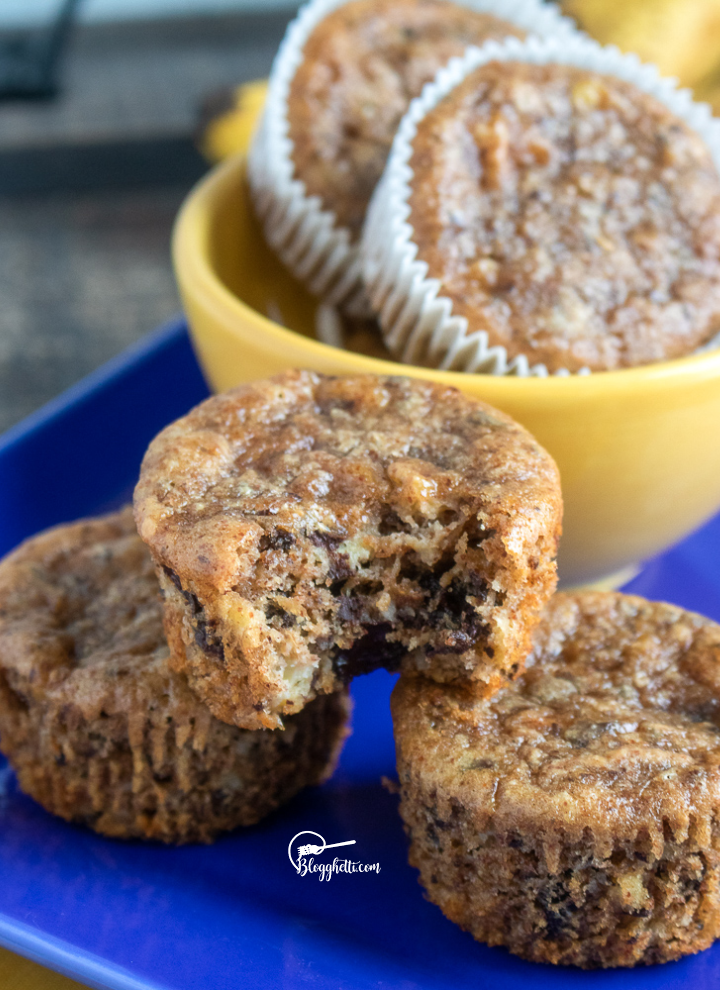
[0,509,350,843]
[289,0,524,239]
[408,61,720,372]
[134,371,561,729]
[392,592,720,966]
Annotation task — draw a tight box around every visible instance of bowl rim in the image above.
[173,152,720,398]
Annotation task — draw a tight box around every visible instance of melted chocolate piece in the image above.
[310,531,353,584]
[163,566,225,662]
[331,622,405,683]
[536,877,579,940]
[259,528,295,552]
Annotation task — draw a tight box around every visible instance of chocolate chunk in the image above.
[266,602,296,628]
[259,528,295,552]
[332,622,405,683]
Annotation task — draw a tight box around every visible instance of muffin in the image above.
[288,0,526,241]
[363,35,720,374]
[248,0,573,314]
[392,591,720,967]
[134,371,562,731]
[0,508,350,844]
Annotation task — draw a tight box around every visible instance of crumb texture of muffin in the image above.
[392,592,720,967]
[289,0,525,240]
[407,60,720,372]
[134,371,561,730]
[0,508,350,844]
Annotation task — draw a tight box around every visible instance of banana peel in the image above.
[198,78,268,163]
[199,4,720,164]
[560,0,720,113]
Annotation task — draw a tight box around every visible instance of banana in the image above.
[561,0,720,113]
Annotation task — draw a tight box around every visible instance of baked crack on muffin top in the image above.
[408,61,720,372]
[289,0,525,239]
[0,508,350,843]
[134,371,561,730]
[392,592,720,966]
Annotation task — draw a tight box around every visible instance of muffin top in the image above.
[288,0,525,239]
[392,592,720,850]
[135,371,561,727]
[134,371,560,603]
[408,60,720,372]
[0,507,212,730]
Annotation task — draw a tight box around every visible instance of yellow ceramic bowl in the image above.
[173,130,720,588]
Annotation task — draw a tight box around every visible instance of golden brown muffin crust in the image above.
[408,61,720,372]
[134,371,561,729]
[392,592,720,966]
[0,509,350,843]
[396,593,720,843]
[289,0,524,238]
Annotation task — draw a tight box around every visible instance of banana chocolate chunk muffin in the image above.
[0,509,349,843]
[380,53,720,372]
[134,371,561,730]
[288,0,525,242]
[392,592,720,967]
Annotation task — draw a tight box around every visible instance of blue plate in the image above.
[1,317,720,990]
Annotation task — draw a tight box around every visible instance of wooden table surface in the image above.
[0,11,289,435]
[0,949,85,990]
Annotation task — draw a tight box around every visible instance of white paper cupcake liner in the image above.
[315,303,346,349]
[362,34,720,376]
[247,0,579,318]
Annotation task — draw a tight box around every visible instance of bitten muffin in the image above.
[134,371,561,730]
[0,508,350,844]
[288,0,525,241]
[374,52,720,373]
[392,592,720,967]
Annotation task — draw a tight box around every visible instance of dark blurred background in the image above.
[0,1,301,433]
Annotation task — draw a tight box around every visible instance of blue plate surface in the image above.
[1,317,720,990]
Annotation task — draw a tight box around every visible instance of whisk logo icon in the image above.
[288,831,381,880]
[288,832,356,869]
